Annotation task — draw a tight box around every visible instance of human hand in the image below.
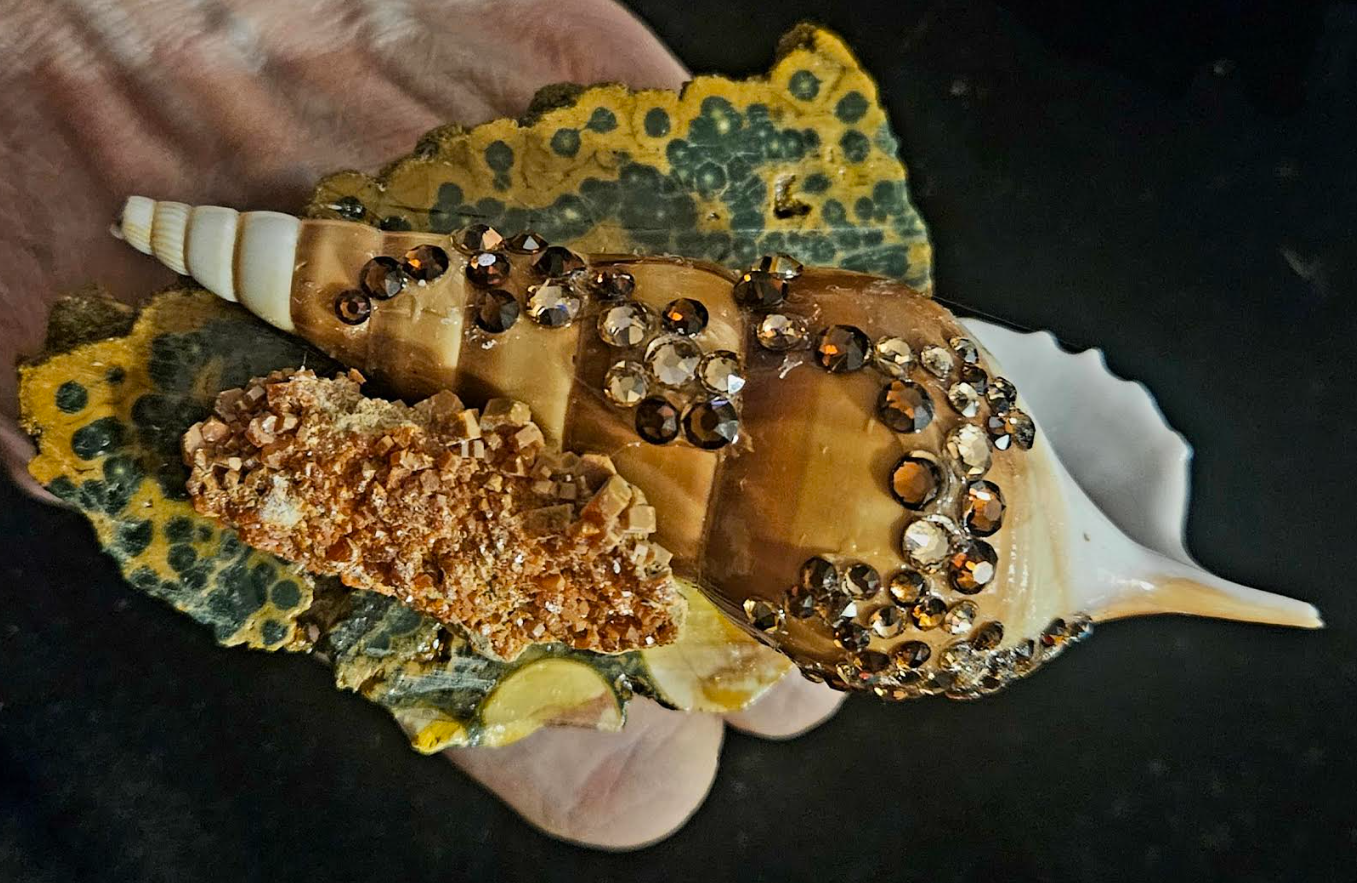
[0,0,844,848]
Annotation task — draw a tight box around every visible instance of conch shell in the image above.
[115,196,1321,697]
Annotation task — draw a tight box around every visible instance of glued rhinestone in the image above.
[833,621,871,652]
[944,600,978,635]
[453,224,505,254]
[743,598,783,633]
[939,641,979,673]
[402,244,450,282]
[466,251,511,287]
[909,594,947,630]
[889,455,942,510]
[597,303,654,347]
[963,481,1005,536]
[603,361,649,407]
[1041,618,1069,648]
[971,621,1005,651]
[921,345,954,377]
[753,253,804,280]
[902,517,953,566]
[1006,409,1036,450]
[877,380,934,433]
[948,539,998,594]
[646,336,702,386]
[869,605,905,638]
[817,590,858,623]
[947,382,981,417]
[334,289,372,325]
[473,289,519,333]
[894,640,933,668]
[947,424,992,477]
[634,396,681,444]
[888,569,926,605]
[784,585,818,619]
[986,376,1017,412]
[682,398,740,450]
[580,267,636,301]
[359,256,406,300]
[698,350,745,395]
[525,283,581,328]
[506,230,548,253]
[873,336,914,377]
[733,270,788,310]
[661,298,709,336]
[756,313,807,351]
[853,649,892,675]
[532,245,584,277]
[950,336,980,364]
[815,325,872,373]
[843,563,881,599]
[960,363,989,394]
[800,556,840,596]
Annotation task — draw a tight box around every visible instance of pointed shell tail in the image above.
[1092,558,1324,630]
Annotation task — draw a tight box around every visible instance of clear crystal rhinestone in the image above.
[944,601,978,635]
[525,282,581,328]
[873,336,914,377]
[660,298,709,336]
[947,382,981,417]
[921,344,954,377]
[986,376,1017,412]
[889,454,942,510]
[894,640,932,668]
[814,325,872,373]
[756,313,807,350]
[971,620,1005,651]
[597,302,654,347]
[645,335,702,386]
[753,253,804,280]
[963,481,1005,536]
[902,517,951,566]
[888,569,925,605]
[843,563,881,599]
[743,598,783,633]
[869,605,905,638]
[947,424,992,477]
[734,270,788,310]
[939,642,987,683]
[950,336,979,364]
[908,595,947,630]
[948,539,998,594]
[698,350,745,395]
[682,398,740,449]
[877,381,934,433]
[603,361,649,407]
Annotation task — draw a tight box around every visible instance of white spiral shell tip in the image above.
[117,195,156,255]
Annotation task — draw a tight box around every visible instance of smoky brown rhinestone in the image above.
[950,337,980,364]
[814,325,872,373]
[1007,409,1036,450]
[466,251,511,287]
[359,256,406,300]
[888,569,926,605]
[753,253,804,280]
[784,585,818,619]
[581,267,636,301]
[948,539,998,594]
[889,454,943,510]
[960,363,988,394]
[743,598,783,633]
[963,481,1006,536]
[733,270,787,310]
[756,313,808,351]
[986,377,1017,412]
[843,563,882,599]
[453,224,505,254]
[869,605,905,638]
[800,556,840,595]
[877,380,934,433]
[971,621,1005,651]
[853,649,892,674]
[506,230,548,253]
[833,621,871,652]
[682,398,740,450]
[474,289,520,333]
[635,396,681,444]
[661,298,709,336]
[402,244,450,282]
[909,594,947,630]
[334,289,372,325]
[894,640,932,669]
[532,245,585,278]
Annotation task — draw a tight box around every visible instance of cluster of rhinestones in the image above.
[334,245,450,325]
[454,224,591,334]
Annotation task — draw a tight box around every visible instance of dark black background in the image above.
[4,1,1355,880]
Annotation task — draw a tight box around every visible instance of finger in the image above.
[448,698,722,850]
[723,670,846,740]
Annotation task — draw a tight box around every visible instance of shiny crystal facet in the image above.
[972,621,1005,651]
[474,289,519,333]
[784,585,818,619]
[960,363,988,394]
[1006,409,1036,450]
[753,253,804,280]
[877,380,934,433]
[986,376,1017,412]
[525,283,581,328]
[660,298,709,336]
[853,649,892,675]
[744,598,783,633]
[910,595,948,630]
[402,244,450,282]
[888,569,926,605]
[359,256,406,300]
[634,395,680,444]
[532,245,584,278]
[947,382,981,417]
[698,350,745,395]
[598,303,654,347]
[334,289,371,325]
[950,337,979,364]
[833,621,871,652]
[948,424,992,477]
[948,539,998,594]
[843,563,881,599]
[682,398,740,450]
[645,336,702,386]
[894,640,933,668]
[603,361,649,407]
[869,605,905,638]
[944,601,978,635]
[921,345,954,377]
[506,230,548,253]
[963,481,1005,536]
[580,267,636,301]
[466,251,510,287]
[903,516,953,566]
[756,313,807,351]
[889,455,942,510]
[815,325,872,373]
[453,224,505,254]
[733,270,787,310]
[800,556,840,595]
[873,336,914,377]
